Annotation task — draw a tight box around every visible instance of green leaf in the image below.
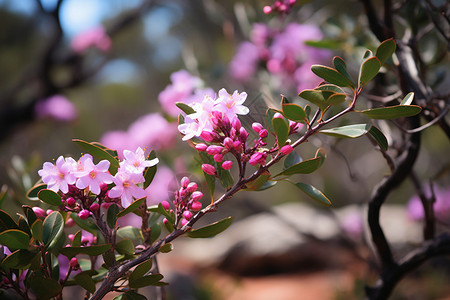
[319,124,371,138]
[73,139,120,174]
[117,198,146,218]
[37,189,63,206]
[22,205,37,226]
[326,93,347,106]
[375,38,396,65]
[274,156,323,177]
[1,249,38,269]
[129,274,164,289]
[0,229,30,250]
[72,230,82,247]
[282,103,307,123]
[358,57,381,87]
[150,223,161,244]
[332,57,355,88]
[315,148,327,168]
[107,204,120,228]
[315,84,345,94]
[284,151,302,169]
[400,92,414,105]
[257,180,277,191]
[26,183,47,200]
[91,142,118,158]
[17,215,31,236]
[176,102,196,115]
[70,212,99,234]
[311,65,354,88]
[149,203,175,225]
[129,259,153,283]
[74,273,96,293]
[60,244,112,259]
[359,105,422,119]
[217,163,234,190]
[29,276,62,299]
[299,90,327,111]
[245,171,271,191]
[363,49,373,59]
[292,182,332,206]
[198,152,215,199]
[187,217,234,238]
[158,243,173,253]
[265,108,277,132]
[304,39,343,49]
[116,239,135,255]
[0,210,18,232]
[117,226,143,243]
[113,291,148,300]
[272,115,289,148]
[143,151,158,189]
[42,211,64,251]
[368,126,388,151]
[31,219,43,242]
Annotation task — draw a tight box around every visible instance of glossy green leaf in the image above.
[359,57,381,87]
[360,105,422,119]
[315,148,327,168]
[73,139,119,174]
[245,171,271,191]
[0,210,18,232]
[304,39,343,49]
[91,142,118,158]
[315,83,345,94]
[275,156,323,177]
[1,249,38,269]
[363,49,373,59]
[265,108,276,132]
[198,151,215,199]
[129,274,164,289]
[150,223,161,244]
[129,259,153,283]
[217,162,234,190]
[0,229,30,250]
[176,102,196,115]
[17,215,31,236]
[375,38,396,64]
[299,89,327,111]
[116,239,135,255]
[400,92,414,105]
[74,273,96,293]
[143,151,158,189]
[332,57,355,88]
[117,198,146,218]
[117,226,143,243]
[72,230,82,247]
[60,244,112,259]
[257,180,277,191]
[42,212,64,251]
[311,65,354,88]
[31,219,43,242]
[70,212,99,234]
[37,189,63,206]
[113,291,148,300]
[282,103,307,122]
[107,204,120,228]
[158,243,173,253]
[326,93,347,106]
[187,216,234,238]
[284,151,302,169]
[368,126,388,151]
[102,249,116,268]
[22,205,37,226]
[272,115,290,148]
[26,183,47,200]
[319,124,371,138]
[293,182,332,206]
[29,276,62,299]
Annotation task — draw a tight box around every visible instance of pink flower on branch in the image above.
[74,157,113,195]
[71,26,112,53]
[108,170,146,208]
[38,156,76,193]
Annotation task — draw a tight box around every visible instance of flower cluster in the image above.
[37,147,159,219]
[263,0,297,15]
[161,177,203,227]
[71,26,112,53]
[229,23,331,93]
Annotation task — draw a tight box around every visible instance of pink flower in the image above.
[280,145,293,155]
[108,170,146,208]
[38,156,76,193]
[229,42,260,82]
[74,157,113,195]
[71,26,112,53]
[222,160,233,170]
[407,187,450,222]
[215,88,250,120]
[120,147,159,174]
[202,164,216,176]
[35,95,78,122]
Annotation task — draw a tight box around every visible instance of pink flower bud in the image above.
[249,152,266,166]
[192,191,203,201]
[214,154,224,162]
[163,218,168,224]
[232,117,241,130]
[66,197,76,207]
[78,209,90,220]
[233,141,242,151]
[195,143,208,151]
[206,145,223,155]
[32,207,46,218]
[46,209,53,215]
[180,176,190,188]
[200,131,215,142]
[191,201,202,211]
[239,127,249,140]
[101,202,113,209]
[202,164,216,175]
[68,234,75,241]
[69,257,79,268]
[181,218,189,226]
[263,6,272,14]
[259,129,268,138]
[183,210,193,220]
[252,122,264,133]
[65,218,75,227]
[89,202,99,212]
[222,160,233,170]
[280,145,294,155]
[187,182,197,193]
[223,137,234,149]
[273,112,283,119]
[161,200,170,210]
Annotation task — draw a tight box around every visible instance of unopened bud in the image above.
[69,257,79,268]
[180,176,190,188]
[202,164,216,175]
[32,207,46,218]
[161,200,170,210]
[89,202,99,212]
[222,160,233,170]
[78,209,90,220]
[192,191,203,201]
[191,201,202,211]
[206,145,223,155]
[187,182,197,193]
[200,131,215,142]
[214,154,224,162]
[183,210,193,220]
[263,5,272,14]
[223,137,234,149]
[195,143,208,151]
[280,145,294,155]
[66,197,76,207]
[252,122,264,133]
[259,129,268,138]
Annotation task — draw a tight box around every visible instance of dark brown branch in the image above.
[410,172,435,240]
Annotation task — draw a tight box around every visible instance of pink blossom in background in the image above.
[229,42,260,82]
[35,95,78,122]
[100,113,177,159]
[407,187,450,222]
[158,70,204,117]
[71,26,112,53]
[341,211,364,239]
